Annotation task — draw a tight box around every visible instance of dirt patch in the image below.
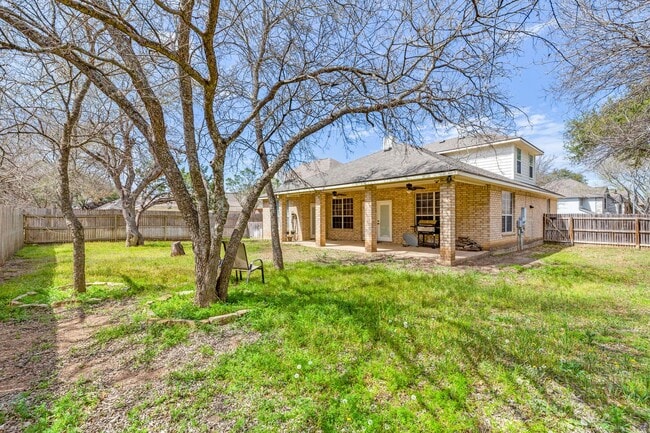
[0,257,51,285]
[0,316,58,398]
[0,299,259,432]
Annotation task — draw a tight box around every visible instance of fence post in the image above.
[569,216,574,246]
[635,217,641,249]
[163,214,167,241]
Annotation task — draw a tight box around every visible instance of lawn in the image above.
[0,241,648,432]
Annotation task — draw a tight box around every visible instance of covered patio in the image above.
[291,240,488,264]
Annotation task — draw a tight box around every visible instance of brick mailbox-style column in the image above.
[279,195,288,242]
[364,186,377,252]
[439,179,456,265]
[315,192,327,247]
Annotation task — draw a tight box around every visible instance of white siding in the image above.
[557,197,604,214]
[444,143,514,179]
[513,148,537,185]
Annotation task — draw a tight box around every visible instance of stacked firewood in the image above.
[456,236,482,251]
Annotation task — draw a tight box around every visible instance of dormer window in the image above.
[528,155,534,178]
[516,148,522,174]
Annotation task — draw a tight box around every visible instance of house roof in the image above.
[278,141,559,197]
[285,158,343,181]
[424,134,544,155]
[542,178,607,198]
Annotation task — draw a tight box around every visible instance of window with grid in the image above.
[516,148,522,174]
[502,191,514,233]
[415,192,440,225]
[332,198,353,229]
[528,155,534,178]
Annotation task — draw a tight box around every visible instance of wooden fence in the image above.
[0,206,24,265]
[24,209,262,244]
[544,214,650,248]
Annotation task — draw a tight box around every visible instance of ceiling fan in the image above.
[332,191,346,197]
[405,183,425,193]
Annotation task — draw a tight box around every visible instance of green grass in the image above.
[1,242,649,432]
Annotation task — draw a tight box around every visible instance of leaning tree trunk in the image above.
[58,145,86,293]
[122,195,144,246]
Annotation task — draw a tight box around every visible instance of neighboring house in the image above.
[262,135,560,264]
[543,178,625,214]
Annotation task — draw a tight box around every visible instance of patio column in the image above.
[440,178,456,265]
[315,192,326,247]
[364,186,377,252]
[279,195,288,242]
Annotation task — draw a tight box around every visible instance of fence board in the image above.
[23,209,249,244]
[0,206,24,264]
[544,214,650,248]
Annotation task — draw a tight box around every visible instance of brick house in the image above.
[262,135,560,264]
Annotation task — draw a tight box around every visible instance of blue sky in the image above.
[310,37,595,183]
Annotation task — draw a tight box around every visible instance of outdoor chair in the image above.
[221,241,265,283]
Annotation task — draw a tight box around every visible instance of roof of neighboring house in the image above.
[96,193,252,212]
[278,142,558,196]
[424,134,543,155]
[543,178,607,198]
[284,158,343,181]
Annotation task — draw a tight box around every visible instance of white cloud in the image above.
[514,110,566,158]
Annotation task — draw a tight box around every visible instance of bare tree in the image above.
[595,158,650,214]
[0,53,92,292]
[0,0,543,304]
[551,0,650,106]
[83,113,167,246]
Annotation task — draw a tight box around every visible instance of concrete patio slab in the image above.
[290,241,488,264]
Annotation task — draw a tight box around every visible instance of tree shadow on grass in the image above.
[225,263,643,430]
[0,244,58,432]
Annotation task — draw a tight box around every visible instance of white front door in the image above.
[310,203,316,239]
[377,200,392,242]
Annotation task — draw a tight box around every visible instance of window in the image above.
[528,155,534,178]
[332,197,353,229]
[502,191,514,233]
[516,148,522,174]
[415,191,440,224]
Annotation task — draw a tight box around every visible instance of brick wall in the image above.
[273,182,556,250]
[327,191,364,241]
[455,183,490,248]
[488,185,553,250]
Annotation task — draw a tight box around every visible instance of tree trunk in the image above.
[193,242,220,306]
[265,182,284,270]
[171,241,185,256]
[258,142,284,270]
[122,195,144,246]
[58,146,86,293]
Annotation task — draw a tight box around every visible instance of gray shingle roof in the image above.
[424,134,511,153]
[543,179,607,198]
[278,143,557,196]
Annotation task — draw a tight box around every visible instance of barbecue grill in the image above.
[415,219,439,248]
